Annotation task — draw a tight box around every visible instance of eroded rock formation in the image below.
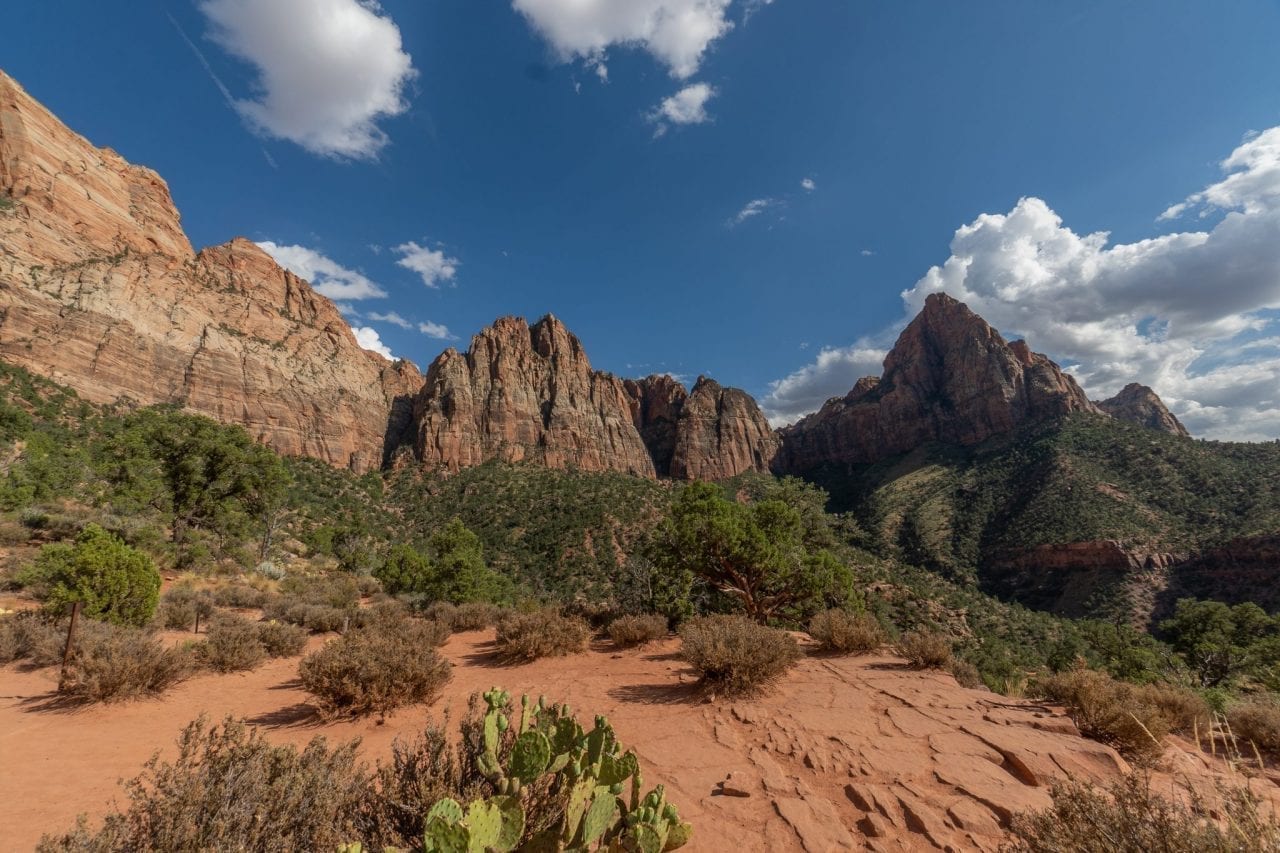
[778,293,1100,472]
[0,71,421,471]
[1097,383,1190,437]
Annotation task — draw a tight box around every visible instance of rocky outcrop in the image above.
[623,374,688,476]
[669,377,780,480]
[0,71,421,472]
[1097,383,1189,437]
[412,316,657,477]
[778,293,1100,472]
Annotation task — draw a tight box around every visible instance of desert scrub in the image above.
[808,609,885,654]
[211,583,268,609]
[36,716,368,853]
[1031,667,1210,758]
[195,615,266,672]
[494,609,590,661]
[262,597,350,633]
[679,614,800,697]
[1006,772,1280,852]
[59,623,193,702]
[451,601,500,631]
[155,585,215,631]
[255,620,308,658]
[1228,699,1280,757]
[608,613,667,647]
[895,629,953,669]
[299,620,452,717]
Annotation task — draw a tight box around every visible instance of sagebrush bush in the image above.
[196,615,266,673]
[808,609,885,654]
[495,610,590,661]
[0,612,52,663]
[19,524,160,626]
[256,620,308,658]
[1229,700,1280,757]
[262,597,350,634]
[59,624,193,702]
[895,629,953,669]
[947,657,985,689]
[1006,773,1280,852]
[211,583,268,609]
[451,601,499,632]
[156,586,215,631]
[299,620,452,717]
[36,716,368,853]
[679,614,800,697]
[1031,667,1210,758]
[279,574,360,609]
[607,614,667,647]
[421,600,459,628]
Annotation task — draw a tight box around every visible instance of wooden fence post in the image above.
[60,600,82,684]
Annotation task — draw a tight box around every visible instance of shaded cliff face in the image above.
[623,374,688,477]
[0,72,421,472]
[669,377,781,480]
[412,316,658,477]
[1097,383,1190,437]
[778,293,1099,472]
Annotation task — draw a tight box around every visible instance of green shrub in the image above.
[895,629,953,669]
[19,524,160,626]
[256,620,308,658]
[679,615,800,697]
[808,609,885,654]
[1007,773,1280,852]
[59,624,193,703]
[608,613,667,647]
[299,621,452,717]
[196,615,266,673]
[1228,699,1280,757]
[494,610,590,661]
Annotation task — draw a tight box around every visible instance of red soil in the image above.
[1,630,1275,851]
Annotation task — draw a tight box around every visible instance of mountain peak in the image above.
[1097,383,1189,437]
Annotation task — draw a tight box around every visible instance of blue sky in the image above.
[6,0,1280,439]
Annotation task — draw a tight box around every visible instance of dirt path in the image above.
[2,631,1274,851]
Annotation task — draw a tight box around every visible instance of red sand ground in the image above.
[2,630,1276,851]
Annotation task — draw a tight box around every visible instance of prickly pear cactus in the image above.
[413,687,691,852]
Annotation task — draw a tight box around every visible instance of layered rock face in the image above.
[412,316,658,477]
[622,374,687,476]
[0,71,421,471]
[779,293,1099,472]
[1097,383,1190,437]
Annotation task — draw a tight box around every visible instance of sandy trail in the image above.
[2,630,1274,852]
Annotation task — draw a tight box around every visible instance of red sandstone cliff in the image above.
[778,293,1100,472]
[0,71,421,472]
[1097,383,1190,437]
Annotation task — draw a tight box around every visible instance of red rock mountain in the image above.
[1097,383,1190,437]
[0,71,421,472]
[410,318,779,480]
[778,293,1100,472]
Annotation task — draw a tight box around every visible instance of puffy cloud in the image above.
[728,197,777,226]
[801,177,816,192]
[394,241,460,288]
[256,242,387,301]
[353,326,394,359]
[763,343,887,426]
[418,320,457,340]
[200,0,415,159]
[765,128,1280,441]
[512,0,734,79]
[651,82,716,127]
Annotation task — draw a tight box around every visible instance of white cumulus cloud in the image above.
[801,177,816,192]
[651,82,716,128]
[765,128,1280,441]
[512,0,735,79]
[257,242,387,301]
[200,0,416,159]
[763,344,887,427]
[394,241,460,288]
[419,320,457,340]
[353,326,394,359]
